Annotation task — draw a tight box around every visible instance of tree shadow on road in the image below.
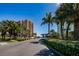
[30,41,39,44]
[34,48,55,56]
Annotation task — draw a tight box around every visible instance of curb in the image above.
[41,39,63,56]
[48,46,63,56]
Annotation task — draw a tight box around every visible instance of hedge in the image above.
[43,39,79,56]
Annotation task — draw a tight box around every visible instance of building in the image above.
[19,20,34,37]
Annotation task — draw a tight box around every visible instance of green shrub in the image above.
[5,38,10,41]
[16,38,26,41]
[43,39,79,56]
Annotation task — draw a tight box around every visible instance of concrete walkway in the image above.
[0,38,56,56]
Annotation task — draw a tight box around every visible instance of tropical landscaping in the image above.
[0,3,79,56]
[0,20,29,42]
[41,3,79,56]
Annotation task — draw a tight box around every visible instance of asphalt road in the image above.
[0,38,56,56]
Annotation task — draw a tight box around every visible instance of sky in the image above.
[0,3,59,36]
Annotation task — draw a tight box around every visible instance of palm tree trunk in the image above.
[57,24,59,38]
[1,35,3,41]
[1,32,6,41]
[4,35,5,41]
[74,11,79,40]
[2,35,5,41]
[66,23,71,40]
[57,24,59,34]
[10,34,12,40]
[48,23,50,34]
[60,22,64,40]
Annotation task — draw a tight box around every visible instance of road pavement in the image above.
[0,38,56,56]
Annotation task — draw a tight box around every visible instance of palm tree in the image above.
[26,29,30,39]
[12,22,22,39]
[8,21,22,39]
[56,4,73,39]
[0,20,8,41]
[5,20,15,39]
[55,4,66,40]
[41,12,53,34]
[60,4,76,39]
[1,20,22,40]
[52,16,60,36]
[0,20,23,41]
[55,3,75,40]
[16,22,22,37]
[73,4,79,39]
[66,18,73,39]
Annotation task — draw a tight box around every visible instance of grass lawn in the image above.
[0,36,28,44]
[7,40,19,43]
[42,38,79,56]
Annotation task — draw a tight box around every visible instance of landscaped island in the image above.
[42,39,79,56]
[41,3,79,56]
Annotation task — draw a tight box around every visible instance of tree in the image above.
[60,4,74,39]
[41,12,53,34]
[0,20,9,40]
[8,21,22,39]
[50,29,59,38]
[73,4,79,39]
[55,3,75,40]
[59,4,78,40]
[0,20,22,41]
[55,4,66,40]
[26,29,30,39]
[52,16,60,37]
[12,22,22,39]
[6,20,15,39]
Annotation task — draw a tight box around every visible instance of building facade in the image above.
[19,20,34,37]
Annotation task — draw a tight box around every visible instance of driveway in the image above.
[0,38,56,56]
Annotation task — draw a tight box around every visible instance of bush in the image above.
[5,38,10,41]
[43,39,79,56]
[49,33,59,39]
[16,38,26,41]
[49,29,59,39]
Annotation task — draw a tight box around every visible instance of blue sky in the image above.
[0,3,58,36]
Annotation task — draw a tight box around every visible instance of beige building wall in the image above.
[20,20,34,37]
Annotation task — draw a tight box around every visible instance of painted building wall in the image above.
[19,20,34,37]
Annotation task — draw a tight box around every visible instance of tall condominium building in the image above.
[19,20,34,37]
